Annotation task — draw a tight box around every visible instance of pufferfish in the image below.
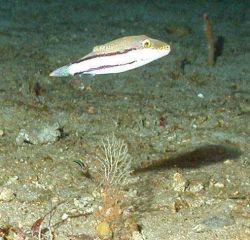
[50,35,171,76]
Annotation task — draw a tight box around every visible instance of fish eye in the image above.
[142,39,151,48]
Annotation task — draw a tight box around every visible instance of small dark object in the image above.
[204,13,215,66]
[74,160,86,171]
[214,35,225,61]
[31,218,44,236]
[33,82,45,97]
[0,225,25,240]
[0,226,10,237]
[176,58,190,74]
[74,160,91,178]
[159,116,166,128]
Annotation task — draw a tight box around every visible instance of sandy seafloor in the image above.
[0,0,249,239]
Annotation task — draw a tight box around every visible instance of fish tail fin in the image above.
[49,65,71,77]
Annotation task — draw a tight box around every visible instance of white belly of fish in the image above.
[68,49,165,75]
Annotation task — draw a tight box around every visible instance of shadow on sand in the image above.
[134,144,242,173]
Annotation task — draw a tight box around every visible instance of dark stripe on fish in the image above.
[73,48,137,64]
[74,61,136,75]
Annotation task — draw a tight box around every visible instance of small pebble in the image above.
[172,198,189,213]
[73,195,94,214]
[214,182,225,188]
[0,129,4,136]
[6,176,19,185]
[188,183,204,193]
[197,93,204,98]
[193,224,207,233]
[51,196,60,204]
[173,172,183,181]
[224,159,233,165]
[61,213,69,220]
[172,173,188,192]
[0,187,15,202]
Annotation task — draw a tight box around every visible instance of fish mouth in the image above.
[155,44,171,56]
[160,44,171,55]
[159,44,171,52]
